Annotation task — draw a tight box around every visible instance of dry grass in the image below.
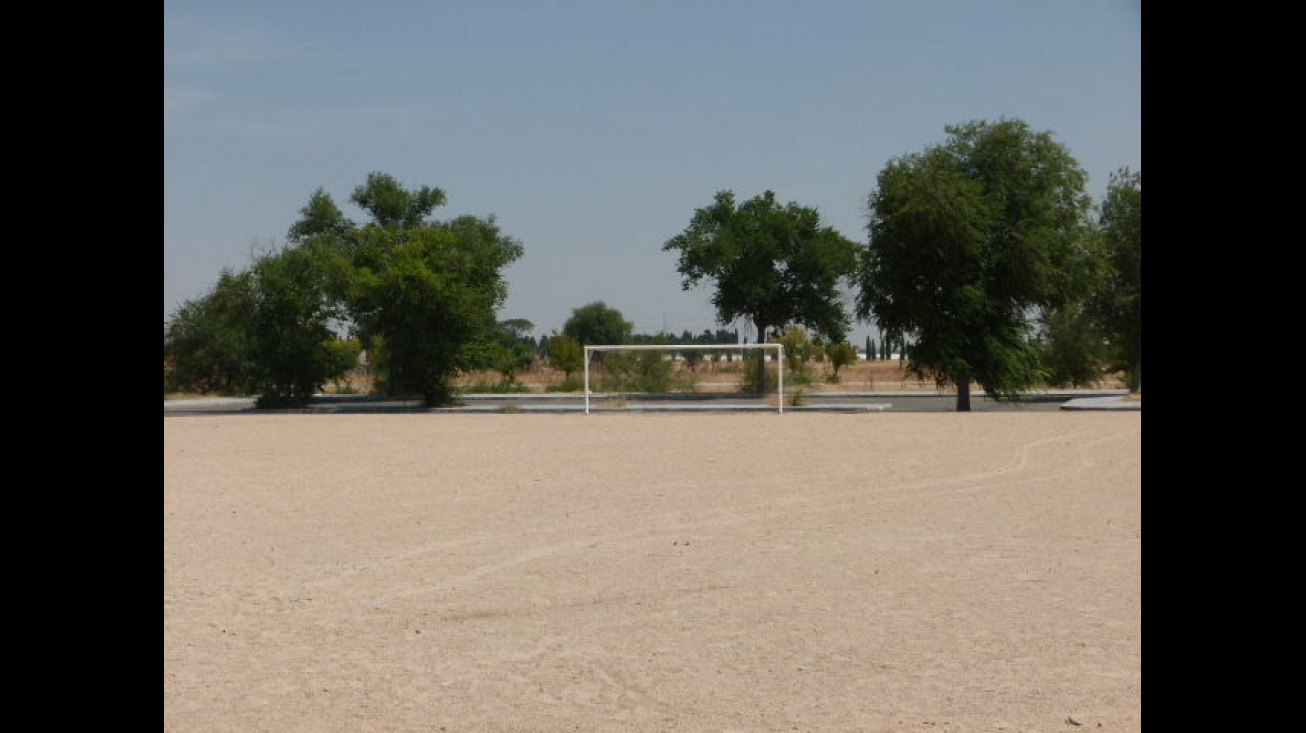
[163,391,225,401]
[168,358,1131,400]
[455,358,1129,394]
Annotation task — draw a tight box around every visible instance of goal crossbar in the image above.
[583,343,785,414]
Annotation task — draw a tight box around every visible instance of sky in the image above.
[164,0,1141,346]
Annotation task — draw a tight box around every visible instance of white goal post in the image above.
[583,343,785,414]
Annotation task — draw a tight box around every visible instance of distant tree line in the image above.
[165,116,1140,411]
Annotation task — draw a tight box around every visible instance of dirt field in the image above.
[164,410,1140,732]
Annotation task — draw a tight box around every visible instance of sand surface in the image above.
[164,412,1141,732]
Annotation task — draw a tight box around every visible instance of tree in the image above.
[164,268,260,396]
[289,172,524,407]
[168,172,523,408]
[663,190,859,394]
[287,187,354,242]
[1038,303,1109,388]
[487,319,537,386]
[349,171,448,230]
[562,301,633,346]
[546,333,584,380]
[854,118,1095,411]
[163,242,357,407]
[773,324,819,383]
[826,341,859,380]
[323,337,365,392]
[1086,167,1142,392]
[246,243,352,408]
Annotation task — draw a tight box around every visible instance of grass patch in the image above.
[554,376,585,392]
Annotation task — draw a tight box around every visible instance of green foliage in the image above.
[166,172,524,409]
[546,333,585,378]
[826,341,859,378]
[663,189,859,393]
[323,337,364,393]
[164,241,354,408]
[287,188,353,242]
[736,352,779,394]
[348,171,447,230]
[164,268,260,395]
[855,117,1095,410]
[247,244,352,408]
[1038,305,1110,388]
[460,319,537,390]
[554,376,586,393]
[772,325,820,384]
[488,319,537,385]
[365,334,395,395]
[1085,167,1142,391]
[296,174,525,407]
[487,343,533,386]
[595,350,694,393]
[562,301,633,346]
[459,378,532,394]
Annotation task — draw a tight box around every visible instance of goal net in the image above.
[582,343,786,414]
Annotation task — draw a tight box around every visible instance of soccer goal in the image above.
[583,342,785,414]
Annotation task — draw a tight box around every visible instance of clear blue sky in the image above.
[164,0,1141,345]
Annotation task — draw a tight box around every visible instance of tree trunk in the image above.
[955,377,972,412]
[754,322,768,396]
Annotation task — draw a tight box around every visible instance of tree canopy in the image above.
[163,267,260,396]
[562,301,634,346]
[1086,167,1141,392]
[165,172,523,408]
[162,242,351,407]
[663,189,859,392]
[304,176,524,406]
[167,146,1138,407]
[545,333,584,379]
[854,118,1095,411]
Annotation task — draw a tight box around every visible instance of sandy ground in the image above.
[164,411,1141,732]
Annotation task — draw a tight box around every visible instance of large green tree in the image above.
[163,245,356,405]
[854,118,1095,411]
[561,301,633,375]
[245,243,353,408]
[163,268,260,396]
[663,190,859,394]
[167,172,523,408]
[288,172,524,407]
[1086,167,1142,392]
[562,301,634,346]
